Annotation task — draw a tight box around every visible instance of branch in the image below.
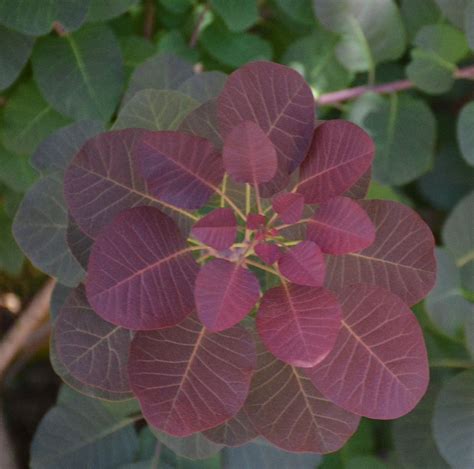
[317,64,474,106]
[0,279,55,380]
[143,0,156,40]
[189,5,209,48]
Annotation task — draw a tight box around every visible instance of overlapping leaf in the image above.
[297,120,374,203]
[254,242,281,265]
[272,192,304,224]
[191,208,237,250]
[306,196,375,254]
[86,206,199,330]
[458,101,474,166]
[137,131,224,210]
[257,284,341,367]
[66,217,94,269]
[325,200,436,305]
[128,315,256,436]
[155,431,223,460]
[195,259,260,331]
[178,71,227,103]
[306,284,429,419]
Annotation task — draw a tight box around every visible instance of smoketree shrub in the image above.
[24,60,437,463]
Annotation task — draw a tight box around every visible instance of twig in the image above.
[0,279,55,381]
[189,4,209,48]
[317,64,474,106]
[143,0,156,40]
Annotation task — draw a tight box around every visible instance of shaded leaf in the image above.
[195,259,260,331]
[87,0,139,21]
[306,196,375,254]
[191,208,237,250]
[254,242,281,265]
[32,24,124,121]
[178,71,227,103]
[66,216,94,269]
[119,36,155,80]
[466,0,474,50]
[344,168,371,199]
[0,147,37,192]
[434,0,469,28]
[325,200,436,306]
[86,206,198,330]
[297,120,374,203]
[457,101,474,166]
[129,315,256,436]
[210,0,258,32]
[50,283,73,321]
[400,0,442,41]
[306,284,429,419]
[257,284,341,367]
[272,192,304,224]
[155,431,222,460]
[0,207,24,275]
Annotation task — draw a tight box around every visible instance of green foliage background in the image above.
[0,0,473,468]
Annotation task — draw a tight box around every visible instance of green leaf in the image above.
[50,283,73,321]
[366,181,404,203]
[87,0,139,22]
[457,101,474,166]
[114,89,199,130]
[119,36,155,80]
[0,25,34,90]
[0,0,90,35]
[345,456,387,469]
[275,0,315,25]
[159,0,194,15]
[32,24,124,121]
[156,30,200,63]
[0,146,37,192]
[282,30,353,95]
[178,71,227,103]
[466,315,474,359]
[30,385,139,469]
[210,0,258,32]
[200,20,272,68]
[425,248,473,337]
[0,81,70,156]
[466,0,474,50]
[400,0,442,41]
[433,369,474,469]
[340,419,375,460]
[406,24,469,94]
[154,431,222,460]
[434,0,469,28]
[13,176,84,286]
[348,92,436,185]
[313,0,406,73]
[0,207,24,275]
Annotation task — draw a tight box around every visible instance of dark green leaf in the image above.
[119,36,156,80]
[466,0,474,50]
[434,0,469,28]
[400,0,442,41]
[0,146,37,192]
[210,0,258,32]
[87,0,139,22]
[0,207,23,275]
[154,431,222,460]
[345,456,387,469]
[156,30,200,63]
[457,101,474,166]
[275,0,315,25]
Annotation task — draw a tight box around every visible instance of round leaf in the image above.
[457,101,474,166]
[191,208,237,251]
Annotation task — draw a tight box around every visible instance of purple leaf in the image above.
[245,342,360,453]
[305,284,429,419]
[195,259,260,332]
[257,284,341,367]
[255,242,281,265]
[203,407,257,447]
[306,196,375,254]
[218,61,315,195]
[278,241,326,287]
[64,129,195,238]
[247,213,266,229]
[55,285,133,393]
[86,206,199,330]
[344,168,371,199]
[66,216,94,269]
[128,315,256,436]
[297,120,374,203]
[191,208,237,251]
[137,131,224,210]
[272,192,304,224]
[223,121,278,184]
[325,200,436,305]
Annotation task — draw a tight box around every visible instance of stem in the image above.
[143,0,156,39]
[220,174,227,208]
[430,359,474,369]
[189,4,209,48]
[254,184,263,214]
[275,218,311,232]
[213,186,246,221]
[245,259,281,277]
[245,184,251,215]
[317,64,474,106]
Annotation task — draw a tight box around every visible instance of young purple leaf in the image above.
[137,131,224,209]
[245,342,360,453]
[256,284,341,367]
[325,200,436,305]
[254,242,281,265]
[128,315,256,436]
[344,167,371,199]
[305,284,429,419]
[195,259,260,332]
[247,213,266,229]
[54,285,133,393]
[306,196,376,254]
[191,208,237,251]
[272,192,304,224]
[86,206,198,330]
[297,120,374,203]
[278,241,326,287]
[223,121,277,184]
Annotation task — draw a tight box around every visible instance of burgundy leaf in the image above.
[297,120,374,203]
[305,284,429,419]
[272,192,305,224]
[67,215,94,269]
[306,196,375,254]
[128,315,256,436]
[195,259,260,332]
[247,213,266,229]
[257,284,341,368]
[137,131,224,209]
[344,167,371,199]
[325,200,436,305]
[86,206,199,330]
[223,121,278,185]
[245,343,360,453]
[218,61,315,195]
[278,241,326,287]
[203,407,257,447]
[254,242,281,265]
[191,208,237,251]
[55,285,132,393]
[64,129,195,238]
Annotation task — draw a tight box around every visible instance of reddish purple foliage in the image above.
[60,61,436,455]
